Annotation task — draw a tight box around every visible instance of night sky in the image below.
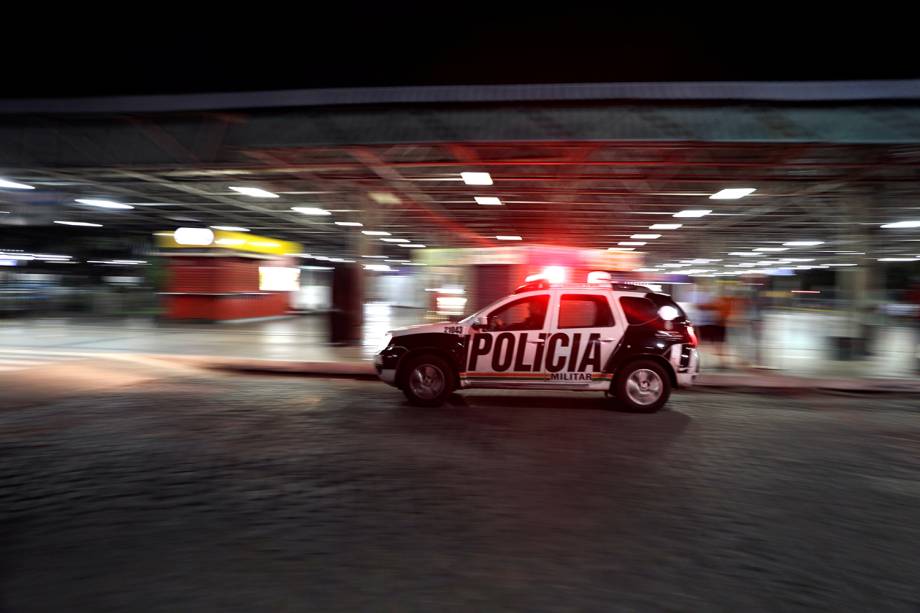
[2,9,917,98]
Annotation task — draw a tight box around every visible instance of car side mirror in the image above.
[470,315,489,330]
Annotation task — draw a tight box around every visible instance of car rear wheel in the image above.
[401,354,454,407]
[613,360,671,413]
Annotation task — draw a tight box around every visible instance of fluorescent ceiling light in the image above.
[291,207,331,216]
[673,209,711,218]
[334,221,364,227]
[710,188,756,200]
[496,235,522,241]
[474,196,502,206]
[54,220,103,227]
[362,230,391,236]
[783,241,824,247]
[215,238,246,246]
[400,244,427,248]
[461,172,493,186]
[362,255,388,259]
[211,225,250,232]
[634,268,661,272]
[0,178,35,190]
[381,238,409,243]
[368,192,401,205]
[880,221,920,229]
[619,241,646,246]
[364,264,392,272]
[329,258,355,263]
[661,263,689,268]
[877,257,917,262]
[75,199,134,210]
[631,234,661,239]
[229,186,278,198]
[729,252,758,257]
[649,224,683,230]
[385,259,410,263]
[754,247,789,252]
[608,247,635,252]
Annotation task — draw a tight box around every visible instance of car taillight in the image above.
[686,325,699,347]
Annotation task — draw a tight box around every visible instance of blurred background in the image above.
[1,119,919,379]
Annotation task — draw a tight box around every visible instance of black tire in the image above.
[400,354,455,407]
[612,359,671,413]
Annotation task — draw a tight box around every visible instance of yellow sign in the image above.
[155,229,301,257]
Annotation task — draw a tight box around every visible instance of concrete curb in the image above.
[190,357,920,393]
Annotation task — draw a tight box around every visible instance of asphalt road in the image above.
[2,371,919,612]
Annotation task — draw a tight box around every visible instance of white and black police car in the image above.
[374,274,699,412]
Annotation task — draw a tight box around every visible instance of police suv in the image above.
[374,277,699,412]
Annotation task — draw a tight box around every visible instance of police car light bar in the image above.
[587,271,612,284]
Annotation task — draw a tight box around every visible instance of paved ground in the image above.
[1,370,919,611]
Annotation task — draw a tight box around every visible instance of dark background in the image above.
[2,9,917,98]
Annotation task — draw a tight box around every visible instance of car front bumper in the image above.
[676,347,700,387]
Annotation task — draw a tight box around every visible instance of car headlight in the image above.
[375,333,392,353]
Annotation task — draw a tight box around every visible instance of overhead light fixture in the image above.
[631,234,661,240]
[877,257,918,262]
[153,232,174,237]
[0,178,35,190]
[211,225,250,232]
[754,247,789,252]
[293,253,312,258]
[461,172,493,186]
[329,258,356,263]
[661,263,689,268]
[368,192,401,205]
[362,255,388,259]
[75,199,134,210]
[385,259,410,263]
[229,186,279,198]
[729,252,759,257]
[381,238,409,243]
[880,221,920,229]
[495,235,522,241]
[54,220,103,227]
[173,227,215,246]
[362,230,391,236]
[474,196,502,206]
[634,267,661,272]
[710,188,756,200]
[608,247,635,252]
[364,264,392,272]
[673,209,711,218]
[649,224,682,230]
[619,241,647,246]
[334,221,364,227]
[400,244,427,248]
[291,207,331,216]
[783,241,824,247]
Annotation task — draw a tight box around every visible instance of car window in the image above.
[619,296,659,325]
[558,294,614,328]
[487,294,549,331]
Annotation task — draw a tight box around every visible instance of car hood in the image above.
[389,321,465,337]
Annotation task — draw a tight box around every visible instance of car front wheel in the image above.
[613,360,671,413]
